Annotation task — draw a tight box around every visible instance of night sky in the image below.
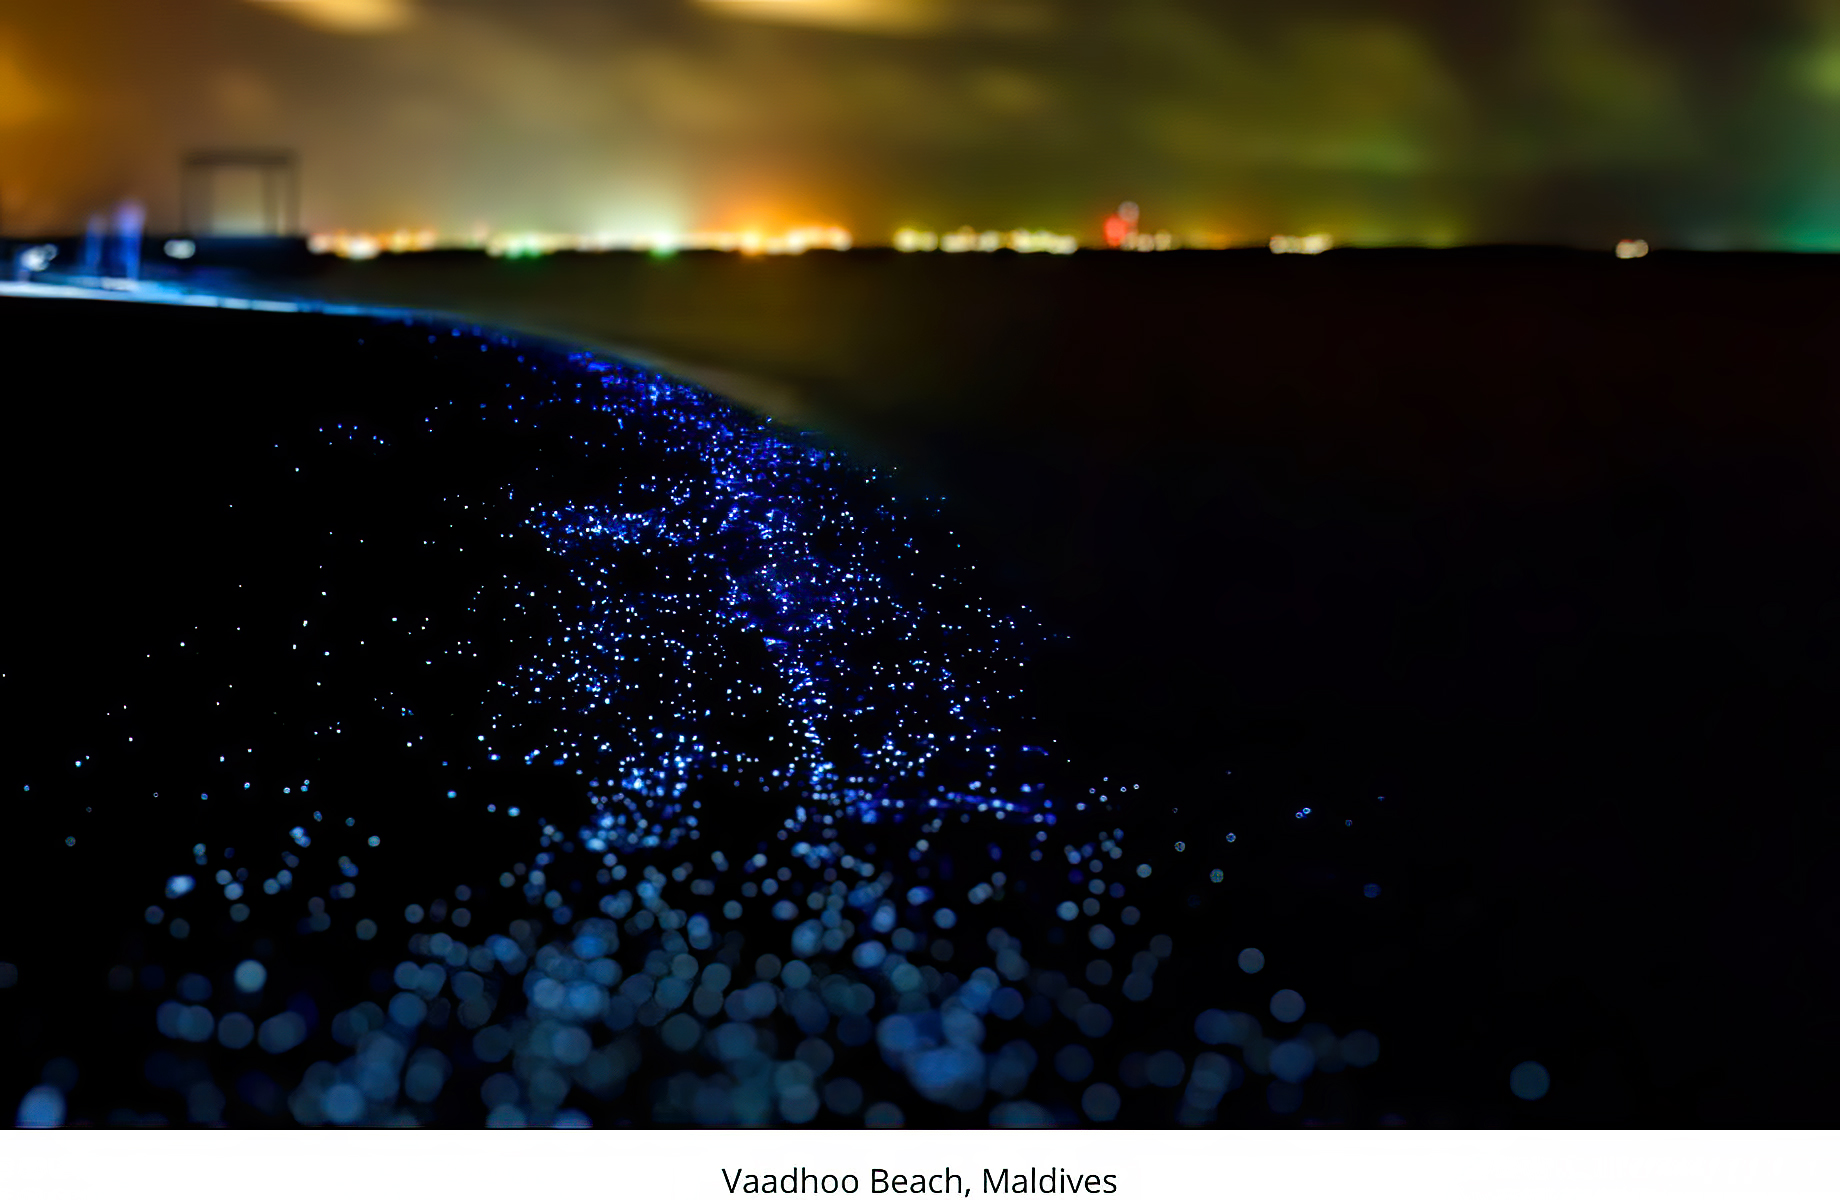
[1,1,1836,246]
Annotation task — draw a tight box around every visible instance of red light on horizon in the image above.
[1103,201,1139,249]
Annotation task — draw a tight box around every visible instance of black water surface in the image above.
[4,276,1839,1126]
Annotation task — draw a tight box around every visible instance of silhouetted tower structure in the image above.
[180,150,299,237]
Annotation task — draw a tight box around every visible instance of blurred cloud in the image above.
[1124,11,1474,175]
[1499,0,1697,169]
[0,36,52,129]
[241,0,415,36]
[209,67,279,131]
[695,0,949,36]
[1807,0,1840,96]
[695,1,1053,37]
[967,67,1053,119]
[0,1,1834,246]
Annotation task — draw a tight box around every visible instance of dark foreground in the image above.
[3,248,1839,1126]
[304,246,1840,1124]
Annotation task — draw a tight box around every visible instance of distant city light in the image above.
[486,232,559,259]
[387,229,439,254]
[347,225,863,258]
[308,232,384,260]
[1006,230,1078,254]
[295,222,1240,261]
[1120,230,1175,252]
[1270,233,1335,255]
[1103,202,1137,249]
[903,227,1076,254]
[1098,202,1176,251]
[17,244,56,273]
[1616,238,1650,259]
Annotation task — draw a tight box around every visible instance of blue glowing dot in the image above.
[1509,1061,1550,1100]
[1341,1031,1381,1068]
[389,991,429,1027]
[1081,1083,1121,1122]
[1237,947,1265,974]
[322,1083,366,1125]
[233,960,267,993]
[216,1012,255,1050]
[16,1086,65,1129]
[1363,883,1381,898]
[1270,1041,1316,1083]
[1269,989,1306,1023]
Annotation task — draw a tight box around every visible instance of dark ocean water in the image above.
[2,298,1390,1129]
[4,261,1838,1128]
